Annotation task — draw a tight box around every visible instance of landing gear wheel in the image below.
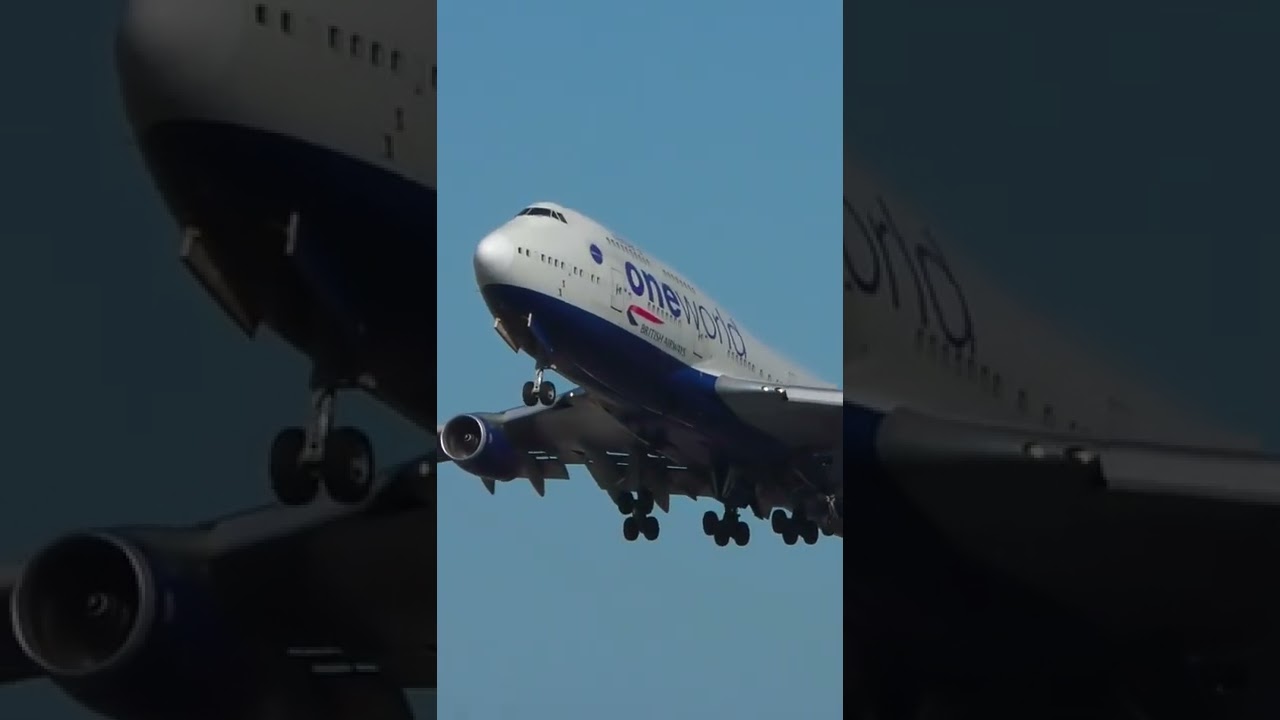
[521,381,537,407]
[641,515,660,541]
[635,490,654,515]
[782,528,798,545]
[771,509,787,534]
[617,492,635,515]
[322,427,375,504]
[538,381,557,406]
[732,521,750,546]
[800,521,820,545]
[702,511,719,536]
[270,427,317,506]
[622,516,640,542]
[713,528,731,547]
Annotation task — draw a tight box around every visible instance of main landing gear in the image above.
[703,508,750,547]
[618,489,659,542]
[771,509,820,545]
[703,462,750,547]
[269,381,376,507]
[521,366,557,407]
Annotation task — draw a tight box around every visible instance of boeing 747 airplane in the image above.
[839,159,1280,718]
[116,0,433,508]
[436,204,845,546]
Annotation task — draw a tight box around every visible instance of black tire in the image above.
[802,522,820,545]
[732,521,750,547]
[617,492,635,515]
[713,530,730,547]
[771,509,788,534]
[538,381,556,406]
[521,381,537,406]
[270,427,317,506]
[783,530,798,545]
[622,516,640,541]
[702,510,719,536]
[641,515,659,541]
[636,490,654,515]
[323,427,375,504]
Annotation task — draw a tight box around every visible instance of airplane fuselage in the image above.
[474,203,837,472]
[117,0,438,428]
[844,165,1255,451]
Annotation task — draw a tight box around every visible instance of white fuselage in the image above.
[475,203,834,396]
[844,164,1255,450]
[117,0,433,191]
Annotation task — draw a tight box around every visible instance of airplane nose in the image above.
[115,0,233,131]
[474,233,515,286]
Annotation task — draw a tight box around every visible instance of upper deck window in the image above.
[516,207,567,223]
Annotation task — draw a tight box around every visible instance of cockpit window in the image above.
[515,207,568,223]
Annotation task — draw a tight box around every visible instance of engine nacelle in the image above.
[9,531,249,720]
[440,414,522,481]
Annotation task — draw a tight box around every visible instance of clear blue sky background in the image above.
[435,0,843,718]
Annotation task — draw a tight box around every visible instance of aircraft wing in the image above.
[0,453,436,715]
[434,387,728,504]
[872,406,1280,506]
[863,404,1280,640]
[712,376,844,451]
[196,454,436,688]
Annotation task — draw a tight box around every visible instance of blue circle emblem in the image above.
[589,244,603,264]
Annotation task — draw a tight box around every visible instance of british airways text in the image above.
[623,261,747,357]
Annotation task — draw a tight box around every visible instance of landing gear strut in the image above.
[703,462,750,546]
[703,508,749,547]
[618,489,659,542]
[269,375,376,506]
[521,365,556,407]
[771,509,820,545]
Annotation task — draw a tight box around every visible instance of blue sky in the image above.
[435,0,844,718]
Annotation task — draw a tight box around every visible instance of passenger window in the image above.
[1017,390,1028,413]
[280,11,293,33]
[390,50,402,73]
[372,42,384,66]
[351,35,364,57]
[254,4,268,24]
[328,26,342,49]
[1043,405,1055,427]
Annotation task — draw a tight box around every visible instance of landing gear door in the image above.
[610,268,627,312]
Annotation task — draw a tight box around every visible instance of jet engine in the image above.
[9,531,250,720]
[440,414,522,480]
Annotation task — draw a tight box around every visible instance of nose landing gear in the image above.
[521,366,556,407]
[269,376,376,506]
